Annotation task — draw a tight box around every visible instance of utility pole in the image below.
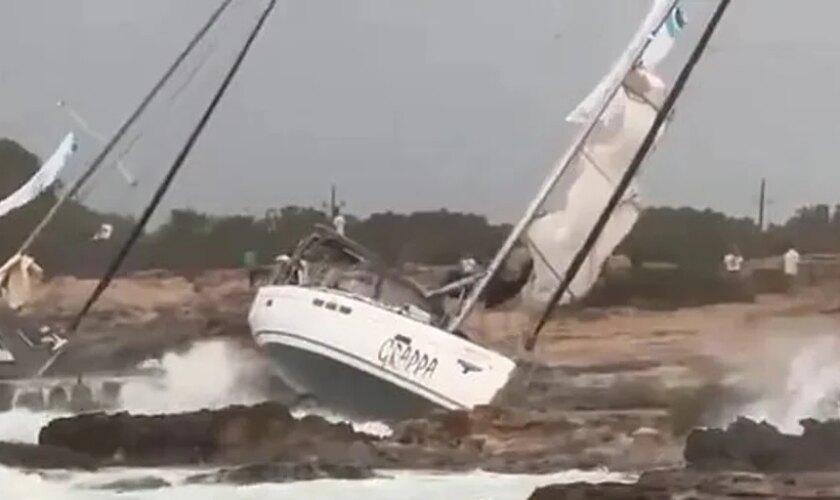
[757,178,766,231]
[322,184,345,219]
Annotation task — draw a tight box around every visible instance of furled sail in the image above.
[0,132,77,219]
[521,0,686,307]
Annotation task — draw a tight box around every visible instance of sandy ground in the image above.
[20,268,840,374]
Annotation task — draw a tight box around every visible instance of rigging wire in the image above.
[69,0,279,333]
[524,0,733,352]
[13,0,236,257]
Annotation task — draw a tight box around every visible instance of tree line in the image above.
[1,137,837,278]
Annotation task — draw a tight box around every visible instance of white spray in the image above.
[117,339,269,414]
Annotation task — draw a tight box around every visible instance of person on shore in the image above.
[243,250,258,288]
[783,246,800,293]
[723,245,744,275]
[333,209,346,236]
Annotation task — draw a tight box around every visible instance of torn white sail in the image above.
[522,1,686,307]
[0,132,77,219]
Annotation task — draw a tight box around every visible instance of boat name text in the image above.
[377,335,438,379]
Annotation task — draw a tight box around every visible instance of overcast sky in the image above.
[0,0,837,226]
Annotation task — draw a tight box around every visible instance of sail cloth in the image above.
[0,253,44,310]
[0,132,76,309]
[522,1,686,307]
[0,132,77,219]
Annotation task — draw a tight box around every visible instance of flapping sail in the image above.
[522,0,686,307]
[0,132,77,220]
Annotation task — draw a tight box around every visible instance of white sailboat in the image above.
[249,0,701,420]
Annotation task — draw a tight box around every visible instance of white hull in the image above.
[248,285,516,418]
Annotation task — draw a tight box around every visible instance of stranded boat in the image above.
[248,0,730,420]
[249,225,516,419]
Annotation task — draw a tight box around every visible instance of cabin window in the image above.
[325,302,338,311]
[339,306,352,315]
[313,299,325,307]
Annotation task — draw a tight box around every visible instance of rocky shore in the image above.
[10,402,840,496]
[529,470,840,499]
[530,417,840,498]
[3,402,677,476]
[3,270,840,496]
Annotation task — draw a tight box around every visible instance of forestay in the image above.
[521,1,687,307]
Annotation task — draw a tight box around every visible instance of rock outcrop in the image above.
[528,470,840,499]
[185,461,375,485]
[685,417,840,471]
[379,405,680,473]
[39,402,374,467]
[0,441,98,470]
[32,401,679,473]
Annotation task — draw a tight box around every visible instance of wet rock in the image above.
[685,417,840,471]
[39,402,374,467]
[0,441,98,470]
[186,461,375,485]
[527,470,840,499]
[0,383,14,412]
[90,476,171,492]
[383,405,678,473]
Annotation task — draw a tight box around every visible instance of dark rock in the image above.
[0,383,14,412]
[90,476,171,492]
[527,470,840,499]
[685,417,840,471]
[0,441,98,470]
[39,402,373,467]
[185,461,375,485]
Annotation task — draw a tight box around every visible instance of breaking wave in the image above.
[117,339,270,414]
[717,323,840,434]
[0,339,391,445]
[0,466,635,500]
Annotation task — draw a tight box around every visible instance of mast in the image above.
[323,184,345,219]
[758,178,766,231]
[525,0,733,351]
[12,0,234,259]
[446,0,680,332]
[69,0,279,333]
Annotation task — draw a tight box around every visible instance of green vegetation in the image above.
[1,137,838,283]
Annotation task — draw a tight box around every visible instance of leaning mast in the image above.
[526,0,733,350]
[447,0,681,333]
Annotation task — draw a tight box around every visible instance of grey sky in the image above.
[0,0,837,227]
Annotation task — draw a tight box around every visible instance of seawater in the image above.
[0,466,633,500]
[0,340,633,499]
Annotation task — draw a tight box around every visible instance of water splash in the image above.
[0,408,67,444]
[116,340,270,414]
[722,332,840,433]
[0,466,635,500]
[291,406,393,438]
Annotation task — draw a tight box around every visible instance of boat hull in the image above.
[256,332,440,420]
[249,285,516,421]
